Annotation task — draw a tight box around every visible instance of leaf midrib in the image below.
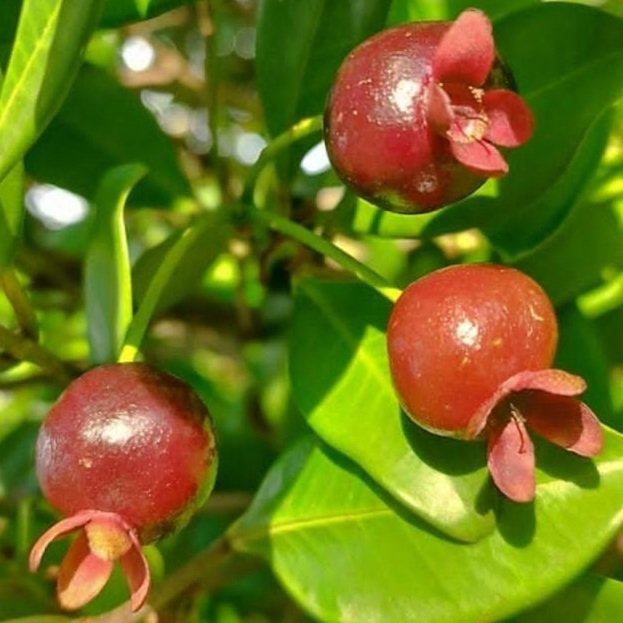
[230,505,390,548]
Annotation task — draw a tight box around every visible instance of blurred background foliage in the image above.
[0,0,623,621]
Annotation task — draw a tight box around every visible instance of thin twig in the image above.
[0,267,39,339]
[0,324,71,383]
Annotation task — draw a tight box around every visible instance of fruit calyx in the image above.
[29,509,149,612]
[425,9,534,175]
[466,368,603,502]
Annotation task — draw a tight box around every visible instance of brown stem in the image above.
[0,267,39,339]
[150,535,260,611]
[0,323,71,383]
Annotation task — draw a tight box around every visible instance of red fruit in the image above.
[387,264,602,502]
[324,9,534,214]
[30,363,217,611]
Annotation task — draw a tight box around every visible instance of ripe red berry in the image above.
[387,264,602,502]
[30,363,218,611]
[324,9,534,214]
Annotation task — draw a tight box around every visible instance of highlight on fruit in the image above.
[387,264,602,502]
[324,9,534,214]
[29,363,218,611]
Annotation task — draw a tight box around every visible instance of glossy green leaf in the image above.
[120,213,229,362]
[0,161,24,268]
[99,0,193,28]
[289,279,493,542]
[84,164,146,364]
[26,64,191,204]
[0,0,104,184]
[510,574,623,623]
[256,0,391,138]
[132,211,232,314]
[231,429,623,623]
[422,4,623,256]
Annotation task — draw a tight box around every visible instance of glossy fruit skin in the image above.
[387,264,558,436]
[324,21,511,214]
[35,362,217,542]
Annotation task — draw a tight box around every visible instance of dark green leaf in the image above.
[289,279,493,542]
[231,429,623,623]
[256,0,391,137]
[0,0,105,183]
[84,164,146,364]
[513,181,623,305]
[424,4,623,256]
[26,64,190,204]
[100,0,193,28]
[0,3,20,48]
[555,304,615,429]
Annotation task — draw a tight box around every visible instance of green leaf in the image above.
[289,279,493,542]
[120,213,229,362]
[132,211,232,314]
[0,0,105,184]
[99,0,193,27]
[555,304,615,429]
[0,161,24,268]
[84,164,146,364]
[230,430,623,623]
[510,574,623,623]
[423,4,623,256]
[256,0,391,138]
[337,193,436,239]
[387,0,538,24]
[513,179,623,305]
[26,64,191,204]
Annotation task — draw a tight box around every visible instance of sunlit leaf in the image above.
[290,278,493,542]
[231,429,623,623]
[120,213,230,362]
[0,161,24,268]
[0,0,104,184]
[84,164,146,364]
[132,211,232,314]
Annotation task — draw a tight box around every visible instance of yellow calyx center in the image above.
[453,114,489,143]
[86,521,133,560]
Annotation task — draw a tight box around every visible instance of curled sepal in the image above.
[483,90,535,147]
[487,413,535,503]
[57,532,114,610]
[515,391,603,457]
[466,369,588,439]
[432,9,494,86]
[120,531,151,611]
[467,369,603,503]
[30,510,150,612]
